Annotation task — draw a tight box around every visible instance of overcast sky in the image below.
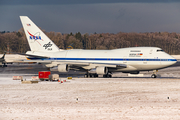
[1,0,180,34]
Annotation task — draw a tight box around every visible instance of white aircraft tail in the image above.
[20,16,59,52]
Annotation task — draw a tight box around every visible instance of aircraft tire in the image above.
[88,74,91,78]
[151,74,157,78]
[109,75,112,78]
[94,74,98,78]
[84,74,98,78]
[103,75,107,78]
[103,74,112,78]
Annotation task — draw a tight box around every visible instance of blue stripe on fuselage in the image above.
[28,57,177,61]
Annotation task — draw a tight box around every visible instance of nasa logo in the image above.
[30,35,41,40]
[27,31,43,45]
[43,42,53,50]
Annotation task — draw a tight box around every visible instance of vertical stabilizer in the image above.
[20,16,59,52]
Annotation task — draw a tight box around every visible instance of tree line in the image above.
[0,29,180,54]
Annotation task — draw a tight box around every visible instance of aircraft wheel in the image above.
[91,74,98,78]
[103,75,107,78]
[88,74,91,78]
[103,74,112,78]
[109,75,112,78]
[151,74,157,78]
[3,64,7,67]
[94,74,98,78]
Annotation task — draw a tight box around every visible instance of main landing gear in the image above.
[84,73,98,78]
[103,73,112,78]
[1,63,7,67]
[84,72,112,78]
[151,70,158,78]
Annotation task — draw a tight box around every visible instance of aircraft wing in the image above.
[20,59,127,69]
[69,62,127,71]
[68,62,127,68]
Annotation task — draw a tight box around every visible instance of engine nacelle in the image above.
[96,66,108,75]
[58,64,69,72]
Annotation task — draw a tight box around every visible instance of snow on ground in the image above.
[1,76,180,120]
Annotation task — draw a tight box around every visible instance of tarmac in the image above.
[0,64,180,120]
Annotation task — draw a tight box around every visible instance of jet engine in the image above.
[96,66,108,75]
[58,64,69,72]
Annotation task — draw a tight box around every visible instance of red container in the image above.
[38,71,51,80]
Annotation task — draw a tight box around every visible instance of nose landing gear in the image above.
[151,70,158,78]
[151,74,157,78]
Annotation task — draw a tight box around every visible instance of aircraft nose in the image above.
[169,59,177,66]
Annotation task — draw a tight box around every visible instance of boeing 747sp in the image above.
[20,16,177,78]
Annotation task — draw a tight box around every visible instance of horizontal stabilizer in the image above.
[7,52,49,59]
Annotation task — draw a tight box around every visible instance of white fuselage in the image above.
[20,16,177,74]
[0,54,27,63]
[26,47,177,72]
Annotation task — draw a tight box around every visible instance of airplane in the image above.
[0,52,7,67]
[19,16,177,78]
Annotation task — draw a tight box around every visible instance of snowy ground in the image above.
[1,75,180,120]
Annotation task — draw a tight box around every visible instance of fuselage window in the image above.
[130,50,141,52]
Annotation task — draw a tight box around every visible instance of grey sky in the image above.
[1,0,180,34]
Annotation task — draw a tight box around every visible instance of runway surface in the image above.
[0,64,85,78]
[0,64,180,119]
[0,62,180,78]
[1,77,180,120]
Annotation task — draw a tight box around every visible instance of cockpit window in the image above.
[157,49,164,52]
